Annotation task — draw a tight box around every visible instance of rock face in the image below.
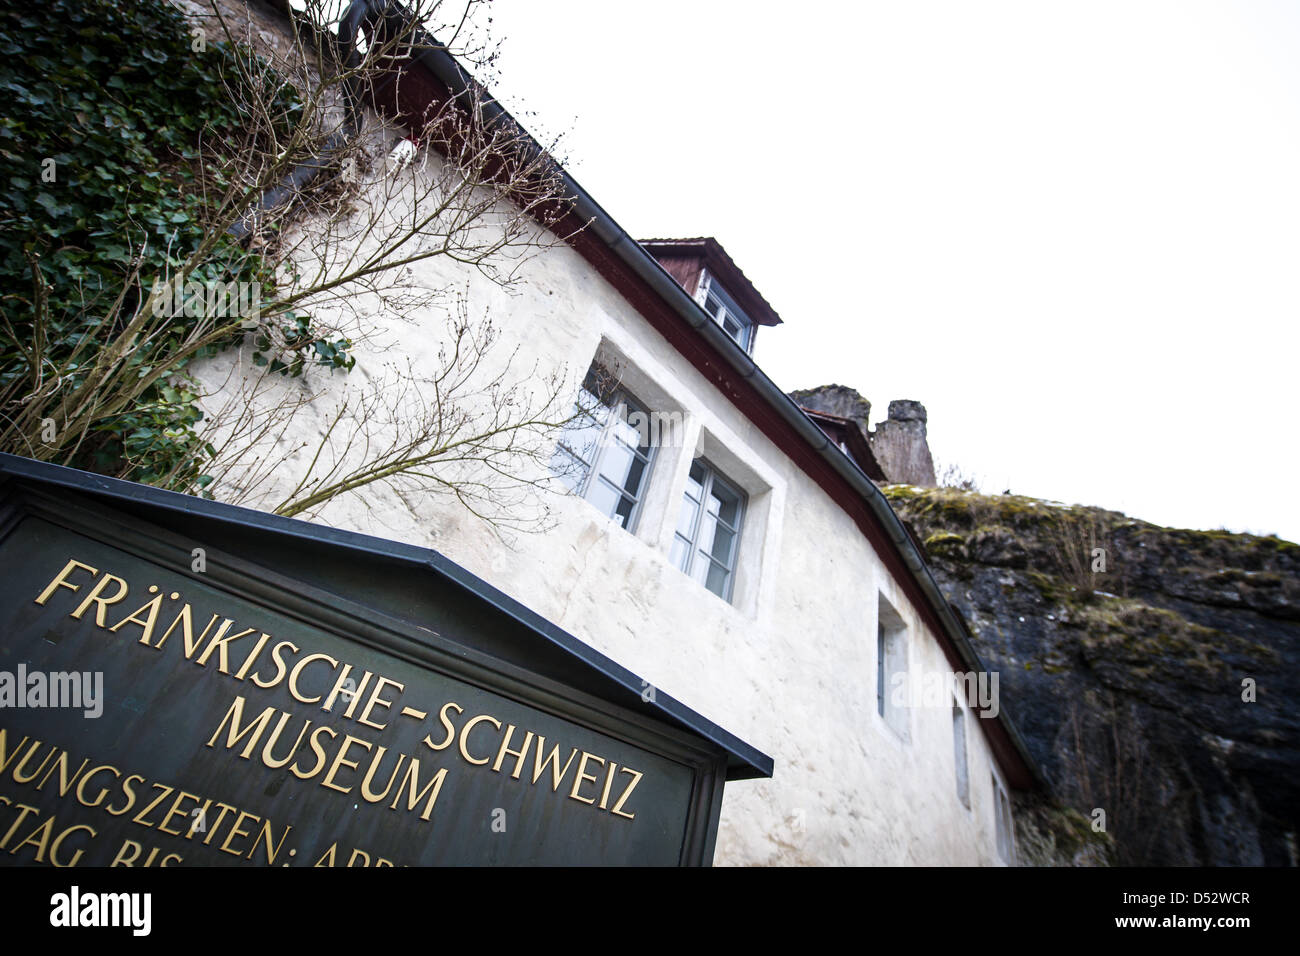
[884,486,1300,866]
[788,384,871,431]
[870,400,936,487]
[789,386,937,487]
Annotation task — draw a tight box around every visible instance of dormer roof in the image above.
[639,237,784,327]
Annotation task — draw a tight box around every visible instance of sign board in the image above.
[0,456,770,866]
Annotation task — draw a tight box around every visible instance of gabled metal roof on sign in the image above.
[0,453,774,782]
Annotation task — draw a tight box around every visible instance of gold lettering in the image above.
[12,741,56,784]
[49,823,95,867]
[251,639,298,689]
[423,701,461,751]
[321,664,358,712]
[492,725,535,779]
[0,730,30,774]
[248,818,292,865]
[10,815,55,862]
[458,714,502,766]
[261,712,311,770]
[389,759,446,821]
[206,695,276,758]
[568,752,604,805]
[233,633,272,681]
[340,671,372,720]
[69,572,129,625]
[76,765,120,810]
[185,798,214,839]
[291,726,337,780]
[196,620,257,673]
[531,738,579,792]
[288,652,337,705]
[599,761,618,810]
[219,810,258,857]
[322,734,372,793]
[110,838,141,866]
[106,773,144,816]
[156,791,200,837]
[109,590,166,644]
[131,783,173,829]
[35,751,89,797]
[314,842,337,867]
[34,558,98,605]
[610,767,642,820]
[360,746,406,804]
[357,676,404,730]
[201,803,237,847]
[154,606,220,657]
[0,804,38,850]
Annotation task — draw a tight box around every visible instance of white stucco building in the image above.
[191,0,1041,866]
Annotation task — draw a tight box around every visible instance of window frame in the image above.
[552,370,657,533]
[875,594,910,743]
[697,270,755,353]
[671,457,747,603]
[992,770,1016,864]
[952,695,971,809]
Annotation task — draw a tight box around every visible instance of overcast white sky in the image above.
[487,0,1300,542]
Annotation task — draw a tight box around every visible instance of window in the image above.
[551,366,655,531]
[953,699,970,808]
[876,595,908,740]
[992,773,1015,863]
[698,272,754,352]
[671,459,745,601]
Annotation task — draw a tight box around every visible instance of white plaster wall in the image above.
[188,0,1017,866]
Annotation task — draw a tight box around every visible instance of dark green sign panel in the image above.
[0,458,770,866]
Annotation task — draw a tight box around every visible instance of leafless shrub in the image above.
[1046,510,1113,597]
[1059,692,1186,865]
[6,0,591,531]
[936,460,982,493]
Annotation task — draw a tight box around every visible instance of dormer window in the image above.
[639,238,783,356]
[698,272,754,352]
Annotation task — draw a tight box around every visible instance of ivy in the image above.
[0,0,353,489]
